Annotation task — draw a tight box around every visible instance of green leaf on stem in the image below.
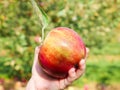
[30,0,49,42]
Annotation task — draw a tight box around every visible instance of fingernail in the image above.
[80,59,85,65]
[71,68,75,72]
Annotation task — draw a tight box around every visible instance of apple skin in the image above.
[38,27,86,78]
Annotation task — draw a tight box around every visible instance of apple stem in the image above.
[41,26,45,44]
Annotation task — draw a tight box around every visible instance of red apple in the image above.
[38,27,86,78]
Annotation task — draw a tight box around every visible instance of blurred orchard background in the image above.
[0,0,120,90]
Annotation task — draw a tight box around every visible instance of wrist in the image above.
[26,78,35,90]
[27,77,59,90]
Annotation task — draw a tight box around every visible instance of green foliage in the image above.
[91,42,120,55]
[0,0,120,83]
[0,37,35,80]
[40,0,120,48]
[0,0,40,79]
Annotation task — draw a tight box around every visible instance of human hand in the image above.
[26,46,89,90]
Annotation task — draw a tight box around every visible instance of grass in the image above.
[73,55,120,87]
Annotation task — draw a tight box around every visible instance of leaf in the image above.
[30,0,49,28]
[30,0,49,42]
